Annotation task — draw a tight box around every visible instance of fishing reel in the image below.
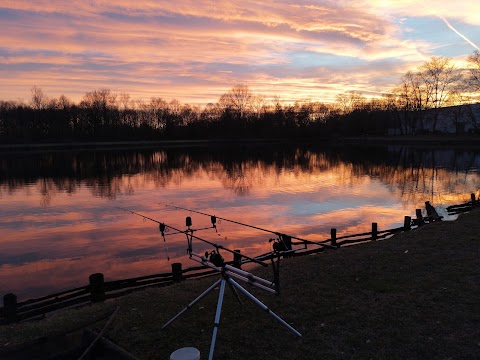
[269,234,292,252]
[205,250,225,267]
[270,238,287,252]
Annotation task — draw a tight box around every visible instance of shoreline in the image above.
[1,134,480,151]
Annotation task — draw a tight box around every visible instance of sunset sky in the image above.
[1,1,479,105]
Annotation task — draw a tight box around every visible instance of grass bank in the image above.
[1,210,479,359]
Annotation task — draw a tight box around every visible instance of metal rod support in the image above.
[189,256,277,294]
[161,278,223,330]
[223,264,275,287]
[208,279,226,360]
[227,278,302,337]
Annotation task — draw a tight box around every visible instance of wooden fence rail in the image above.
[0,264,218,324]
[447,193,479,215]
[1,192,476,324]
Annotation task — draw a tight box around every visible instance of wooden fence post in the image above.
[89,273,105,303]
[233,250,242,269]
[3,293,18,323]
[404,216,411,231]
[331,228,337,247]
[425,201,432,216]
[172,263,183,282]
[415,209,424,226]
[372,223,378,241]
[425,201,440,219]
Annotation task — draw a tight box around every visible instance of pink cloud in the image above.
[0,0,478,103]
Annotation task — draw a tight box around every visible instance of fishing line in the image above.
[116,207,268,267]
[160,203,335,250]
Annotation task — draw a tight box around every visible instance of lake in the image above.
[1,142,479,300]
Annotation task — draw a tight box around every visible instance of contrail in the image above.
[437,14,480,51]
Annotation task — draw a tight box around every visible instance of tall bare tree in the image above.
[395,71,427,133]
[335,91,366,114]
[119,93,131,110]
[251,95,268,119]
[219,85,254,119]
[31,86,48,110]
[420,56,460,131]
[149,97,169,130]
[58,95,72,110]
[80,89,118,130]
[466,50,480,93]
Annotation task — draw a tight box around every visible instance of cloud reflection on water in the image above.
[0,144,479,299]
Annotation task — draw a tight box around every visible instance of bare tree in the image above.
[149,97,169,130]
[167,99,183,128]
[251,95,268,119]
[218,85,254,119]
[46,94,72,110]
[335,91,366,114]
[466,50,480,93]
[395,71,430,133]
[135,99,150,128]
[119,93,131,110]
[58,95,72,110]
[378,93,399,111]
[80,89,118,129]
[310,102,333,122]
[81,89,117,112]
[180,104,200,125]
[31,86,48,110]
[200,102,222,122]
[420,56,460,131]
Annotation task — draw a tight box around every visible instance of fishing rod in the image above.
[116,207,268,267]
[161,203,335,250]
[117,207,172,261]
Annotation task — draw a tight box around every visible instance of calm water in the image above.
[1,143,479,300]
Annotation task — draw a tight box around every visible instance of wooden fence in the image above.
[1,194,477,324]
[446,193,479,215]
[0,263,219,324]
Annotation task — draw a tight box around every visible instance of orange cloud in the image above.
[6,0,474,103]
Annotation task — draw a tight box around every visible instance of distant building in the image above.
[387,103,480,135]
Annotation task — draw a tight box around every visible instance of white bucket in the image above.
[170,347,201,360]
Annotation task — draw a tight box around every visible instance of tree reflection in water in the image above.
[1,144,478,203]
[1,143,479,299]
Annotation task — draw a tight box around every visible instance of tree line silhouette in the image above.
[2,144,479,204]
[1,52,479,143]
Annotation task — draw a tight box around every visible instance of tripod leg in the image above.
[227,279,243,305]
[227,278,302,337]
[208,278,226,360]
[162,278,222,330]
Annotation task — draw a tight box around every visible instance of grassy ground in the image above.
[1,210,479,359]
